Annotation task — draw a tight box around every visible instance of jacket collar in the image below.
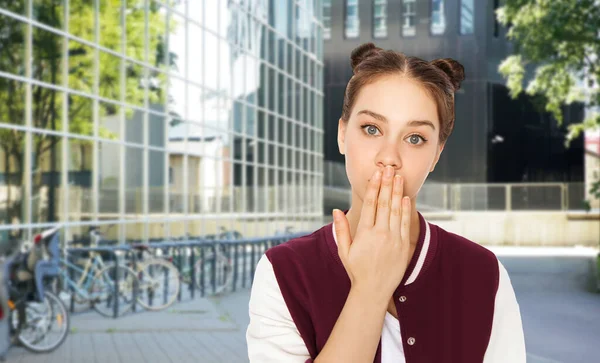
[326,210,438,289]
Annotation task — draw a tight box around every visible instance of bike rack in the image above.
[63,231,310,319]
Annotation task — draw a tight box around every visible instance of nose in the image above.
[375,141,402,171]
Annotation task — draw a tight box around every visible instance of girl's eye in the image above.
[407,134,426,145]
[362,125,381,136]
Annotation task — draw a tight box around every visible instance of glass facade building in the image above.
[322,0,584,187]
[0,0,325,244]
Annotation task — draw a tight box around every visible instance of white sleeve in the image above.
[483,260,527,363]
[246,254,312,363]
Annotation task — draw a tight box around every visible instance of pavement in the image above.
[4,246,600,363]
[5,290,251,363]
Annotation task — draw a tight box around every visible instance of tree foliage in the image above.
[496,0,600,141]
[496,0,600,205]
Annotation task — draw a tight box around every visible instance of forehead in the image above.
[352,75,440,126]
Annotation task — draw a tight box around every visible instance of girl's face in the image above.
[337,75,445,202]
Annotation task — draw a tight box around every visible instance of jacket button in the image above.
[407,337,416,346]
[399,296,407,303]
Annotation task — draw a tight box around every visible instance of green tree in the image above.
[496,0,600,203]
[0,0,172,225]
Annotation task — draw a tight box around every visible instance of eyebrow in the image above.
[356,109,436,130]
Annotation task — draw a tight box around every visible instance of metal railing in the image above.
[62,232,309,318]
[323,179,589,212]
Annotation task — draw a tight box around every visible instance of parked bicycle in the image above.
[59,226,138,318]
[123,244,180,311]
[3,227,69,354]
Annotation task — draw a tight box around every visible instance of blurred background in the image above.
[0,0,598,362]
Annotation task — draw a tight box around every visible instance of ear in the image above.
[430,143,445,172]
[337,118,347,155]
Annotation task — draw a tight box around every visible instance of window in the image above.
[345,0,359,38]
[430,0,446,35]
[402,0,416,37]
[373,0,387,38]
[460,0,474,35]
[323,0,332,39]
[493,0,500,37]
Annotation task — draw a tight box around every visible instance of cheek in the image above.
[403,156,435,199]
[344,146,371,191]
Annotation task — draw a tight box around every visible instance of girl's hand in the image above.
[333,165,412,303]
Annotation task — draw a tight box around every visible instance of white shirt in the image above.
[247,223,527,362]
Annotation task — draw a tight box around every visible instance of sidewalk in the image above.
[5,290,253,363]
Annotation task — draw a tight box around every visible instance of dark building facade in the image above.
[322,0,584,183]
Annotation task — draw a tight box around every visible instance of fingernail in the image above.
[385,166,394,178]
[332,209,340,220]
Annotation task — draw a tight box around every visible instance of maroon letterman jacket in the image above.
[260,211,510,363]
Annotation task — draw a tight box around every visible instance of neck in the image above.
[345,190,421,246]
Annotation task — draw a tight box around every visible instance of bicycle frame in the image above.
[60,254,105,299]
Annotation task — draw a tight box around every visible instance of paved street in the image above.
[5,247,600,363]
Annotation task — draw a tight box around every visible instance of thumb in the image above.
[332,209,351,261]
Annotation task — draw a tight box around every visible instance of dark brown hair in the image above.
[341,43,465,144]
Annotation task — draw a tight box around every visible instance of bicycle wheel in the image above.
[194,252,233,295]
[12,291,70,354]
[135,259,180,311]
[90,264,138,318]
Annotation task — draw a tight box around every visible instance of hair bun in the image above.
[350,43,381,72]
[430,58,465,91]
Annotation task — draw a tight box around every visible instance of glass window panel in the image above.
[67,94,93,136]
[170,13,187,77]
[124,108,144,145]
[168,152,185,213]
[69,0,94,42]
[204,32,219,91]
[125,222,144,243]
[148,220,167,242]
[431,0,446,35]
[125,5,146,62]
[31,133,62,223]
[188,0,205,25]
[98,102,120,141]
[268,114,276,142]
[149,112,166,148]
[149,150,165,213]
[0,14,25,77]
[99,141,120,214]
[32,26,64,84]
[345,0,359,38]
[68,39,94,93]
[99,50,122,101]
[125,61,145,107]
[29,87,62,133]
[373,0,387,38]
[99,2,123,53]
[402,0,416,36]
[68,137,93,220]
[460,0,475,35]
[125,146,143,214]
[0,129,26,226]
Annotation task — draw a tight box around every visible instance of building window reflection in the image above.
[460,0,474,35]
[323,0,332,39]
[431,0,446,35]
[345,0,359,39]
[373,0,387,38]
[402,0,416,37]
